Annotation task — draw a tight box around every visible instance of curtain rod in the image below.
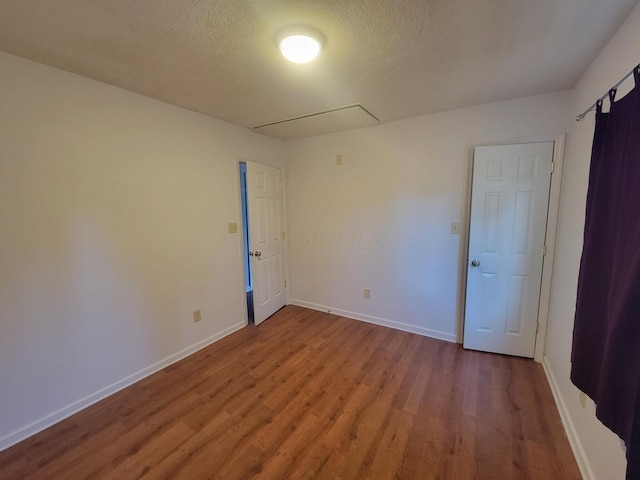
[576,63,640,121]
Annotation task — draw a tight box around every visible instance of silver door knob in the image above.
[470,259,480,267]
[249,252,254,256]
[254,251,262,258]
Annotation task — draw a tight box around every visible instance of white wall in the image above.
[0,51,284,450]
[285,91,571,342]
[543,3,640,479]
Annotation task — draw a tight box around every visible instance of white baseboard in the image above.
[289,299,457,343]
[542,356,594,480]
[0,321,246,453]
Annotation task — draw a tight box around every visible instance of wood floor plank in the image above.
[253,410,323,479]
[0,305,582,480]
[138,413,235,479]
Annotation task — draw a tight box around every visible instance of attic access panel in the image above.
[253,104,379,140]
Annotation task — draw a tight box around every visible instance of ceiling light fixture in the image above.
[277,27,324,64]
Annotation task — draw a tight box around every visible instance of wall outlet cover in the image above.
[579,391,587,408]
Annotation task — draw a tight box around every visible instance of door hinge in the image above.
[542,244,547,256]
[550,161,555,174]
[282,231,285,240]
[284,280,287,288]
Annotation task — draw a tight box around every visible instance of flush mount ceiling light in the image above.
[277,27,324,64]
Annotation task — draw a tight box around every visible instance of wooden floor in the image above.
[0,305,581,480]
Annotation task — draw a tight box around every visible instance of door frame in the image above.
[456,133,566,362]
[235,158,290,325]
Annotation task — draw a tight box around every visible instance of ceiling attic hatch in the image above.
[253,104,380,141]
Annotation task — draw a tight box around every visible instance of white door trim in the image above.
[457,133,566,362]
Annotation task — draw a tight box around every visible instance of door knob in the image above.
[470,259,480,267]
[254,251,262,258]
[249,252,254,256]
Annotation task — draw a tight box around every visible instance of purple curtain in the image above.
[571,67,640,465]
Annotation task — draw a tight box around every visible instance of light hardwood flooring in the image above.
[0,305,581,479]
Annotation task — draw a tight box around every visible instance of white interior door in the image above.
[246,161,286,325]
[463,142,554,357]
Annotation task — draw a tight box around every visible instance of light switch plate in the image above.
[450,222,461,234]
[228,222,238,234]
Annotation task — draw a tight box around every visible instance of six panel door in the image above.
[463,142,554,357]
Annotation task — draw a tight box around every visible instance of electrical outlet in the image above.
[364,289,371,299]
[579,391,587,408]
[451,222,461,234]
[228,222,238,234]
[193,309,202,323]
[336,154,343,166]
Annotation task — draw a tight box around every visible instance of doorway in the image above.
[239,162,254,324]
[239,160,286,326]
[463,142,554,358]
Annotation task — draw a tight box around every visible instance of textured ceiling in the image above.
[0,0,638,139]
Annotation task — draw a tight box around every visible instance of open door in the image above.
[246,161,286,325]
[463,142,553,357]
